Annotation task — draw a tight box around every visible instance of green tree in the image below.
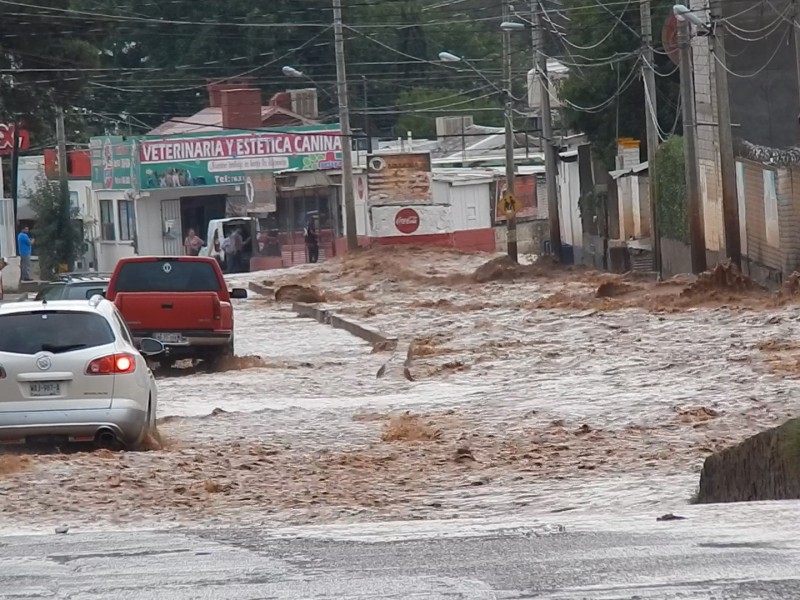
[654,135,687,242]
[557,0,680,167]
[394,87,504,138]
[0,1,102,142]
[27,177,83,280]
[78,0,504,136]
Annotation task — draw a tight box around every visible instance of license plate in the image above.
[30,382,61,397]
[154,333,185,344]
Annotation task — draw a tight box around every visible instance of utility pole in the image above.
[362,75,371,154]
[332,0,358,251]
[56,106,72,272]
[677,19,707,273]
[640,0,662,276]
[503,0,518,263]
[533,0,562,260]
[709,0,741,268]
[10,118,20,254]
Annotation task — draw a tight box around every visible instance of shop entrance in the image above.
[275,187,339,266]
[180,195,226,245]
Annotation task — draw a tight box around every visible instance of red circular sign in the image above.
[395,208,420,235]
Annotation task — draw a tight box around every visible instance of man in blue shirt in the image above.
[17,226,33,282]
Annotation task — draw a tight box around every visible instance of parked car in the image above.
[0,296,165,449]
[105,256,248,367]
[34,274,110,302]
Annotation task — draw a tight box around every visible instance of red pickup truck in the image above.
[106,256,248,366]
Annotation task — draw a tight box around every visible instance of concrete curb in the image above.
[291,302,399,352]
[247,284,407,378]
[248,281,275,298]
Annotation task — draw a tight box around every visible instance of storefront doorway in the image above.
[180,195,226,244]
[275,186,339,265]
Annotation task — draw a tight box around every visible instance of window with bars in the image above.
[118,199,136,241]
[100,200,115,241]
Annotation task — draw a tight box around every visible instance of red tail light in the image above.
[212,296,221,321]
[86,353,136,375]
[0,366,5,379]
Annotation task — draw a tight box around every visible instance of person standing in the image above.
[304,217,319,264]
[183,228,205,256]
[17,226,33,282]
[229,227,245,273]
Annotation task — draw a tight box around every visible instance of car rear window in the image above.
[113,260,221,293]
[36,284,65,301]
[0,311,115,355]
[64,285,106,300]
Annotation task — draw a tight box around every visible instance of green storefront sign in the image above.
[89,124,343,192]
[90,136,138,191]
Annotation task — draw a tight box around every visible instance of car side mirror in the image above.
[229,288,248,299]
[139,337,165,356]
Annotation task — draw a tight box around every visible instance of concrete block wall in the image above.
[494,219,549,256]
[690,0,724,253]
[786,168,800,273]
[777,168,800,274]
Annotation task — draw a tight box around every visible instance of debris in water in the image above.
[274,284,326,304]
[204,480,222,494]
[381,412,441,442]
[595,281,634,298]
[0,455,30,476]
[681,261,761,297]
[454,445,476,462]
[781,271,800,296]
[657,513,686,521]
[473,255,522,283]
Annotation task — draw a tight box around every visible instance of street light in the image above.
[282,66,304,78]
[439,50,518,262]
[499,21,526,31]
[281,65,334,101]
[438,51,462,63]
[672,4,710,31]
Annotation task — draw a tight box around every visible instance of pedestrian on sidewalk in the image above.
[17,226,33,282]
[183,229,205,256]
[304,217,319,264]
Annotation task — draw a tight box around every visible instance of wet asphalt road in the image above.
[3,519,800,599]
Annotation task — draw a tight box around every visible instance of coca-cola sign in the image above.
[0,124,30,156]
[395,207,420,235]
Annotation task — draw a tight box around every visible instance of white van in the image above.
[199,217,258,273]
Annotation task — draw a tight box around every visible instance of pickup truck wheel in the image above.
[206,337,234,370]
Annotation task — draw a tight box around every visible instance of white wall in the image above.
[557,160,581,247]
[93,190,136,272]
[448,182,491,230]
[367,180,491,238]
[17,156,93,222]
[135,199,166,256]
[370,205,453,237]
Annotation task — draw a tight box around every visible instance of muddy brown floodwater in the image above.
[2,248,800,532]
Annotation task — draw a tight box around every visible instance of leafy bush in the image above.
[27,176,83,280]
[654,135,688,243]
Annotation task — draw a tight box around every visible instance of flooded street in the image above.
[2,248,800,547]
